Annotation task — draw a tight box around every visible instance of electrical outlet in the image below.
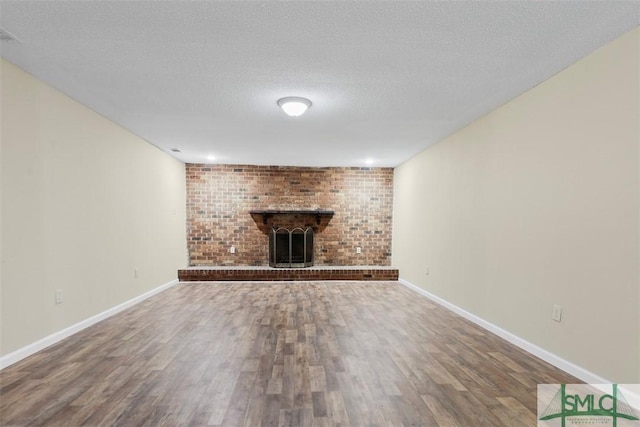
[425,267,430,275]
[230,246,236,254]
[552,305,562,322]
[134,268,139,278]
[356,246,361,254]
[55,289,63,304]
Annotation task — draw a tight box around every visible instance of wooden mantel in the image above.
[249,209,335,225]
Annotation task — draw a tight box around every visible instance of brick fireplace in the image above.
[186,164,393,266]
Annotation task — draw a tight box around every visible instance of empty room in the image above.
[1,1,639,426]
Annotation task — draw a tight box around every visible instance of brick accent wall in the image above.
[186,164,393,266]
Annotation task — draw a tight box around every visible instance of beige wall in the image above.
[393,28,639,383]
[0,59,187,357]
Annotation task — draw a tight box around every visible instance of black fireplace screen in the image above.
[269,227,314,268]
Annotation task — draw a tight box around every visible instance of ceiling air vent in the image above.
[170,148,181,153]
[0,28,21,43]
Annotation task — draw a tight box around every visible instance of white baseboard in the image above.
[0,279,179,370]
[398,278,640,411]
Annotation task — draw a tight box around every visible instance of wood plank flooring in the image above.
[0,281,578,426]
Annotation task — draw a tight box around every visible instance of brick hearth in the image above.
[178,266,399,282]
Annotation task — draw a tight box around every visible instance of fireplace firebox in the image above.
[269,227,314,268]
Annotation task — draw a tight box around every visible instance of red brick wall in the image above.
[186,164,393,266]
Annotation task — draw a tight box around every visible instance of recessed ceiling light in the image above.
[364,158,374,165]
[206,155,216,161]
[277,97,312,117]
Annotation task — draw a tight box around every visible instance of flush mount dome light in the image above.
[277,96,311,117]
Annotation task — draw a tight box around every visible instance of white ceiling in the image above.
[1,1,638,167]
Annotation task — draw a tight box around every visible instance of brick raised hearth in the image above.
[178,266,399,282]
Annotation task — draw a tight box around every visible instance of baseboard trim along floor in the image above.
[0,279,179,370]
[398,278,640,411]
[3,277,637,411]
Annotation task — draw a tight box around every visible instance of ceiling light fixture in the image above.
[277,97,312,117]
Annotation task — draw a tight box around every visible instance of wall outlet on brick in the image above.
[356,246,362,254]
[230,246,236,254]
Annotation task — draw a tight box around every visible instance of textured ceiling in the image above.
[1,1,638,167]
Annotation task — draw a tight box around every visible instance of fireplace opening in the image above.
[269,227,314,268]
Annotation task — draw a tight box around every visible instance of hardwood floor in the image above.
[0,281,577,426]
